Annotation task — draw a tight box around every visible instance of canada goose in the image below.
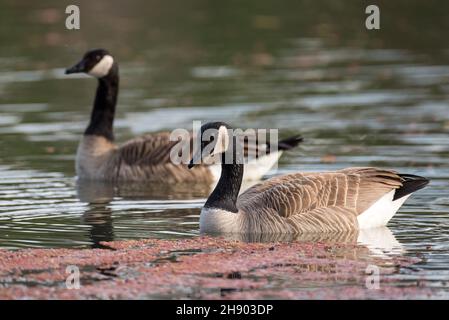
[65,49,302,182]
[188,122,430,234]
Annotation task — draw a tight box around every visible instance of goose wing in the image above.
[115,132,214,183]
[237,167,404,225]
[237,132,303,158]
[114,131,303,182]
[118,131,302,166]
[116,133,269,164]
[118,132,184,166]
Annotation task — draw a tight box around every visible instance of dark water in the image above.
[0,0,449,295]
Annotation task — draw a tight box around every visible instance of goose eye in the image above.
[96,55,100,61]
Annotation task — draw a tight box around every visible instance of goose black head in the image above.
[188,122,232,169]
[65,49,115,78]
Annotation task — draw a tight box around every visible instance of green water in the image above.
[0,0,448,296]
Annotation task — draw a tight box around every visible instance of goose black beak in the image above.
[189,149,203,169]
[65,60,86,74]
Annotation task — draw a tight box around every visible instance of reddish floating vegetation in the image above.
[0,237,440,299]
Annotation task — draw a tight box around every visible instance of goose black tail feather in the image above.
[394,174,429,201]
[278,135,304,151]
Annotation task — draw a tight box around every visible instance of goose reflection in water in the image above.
[210,226,404,259]
[77,180,115,249]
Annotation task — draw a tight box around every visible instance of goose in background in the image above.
[65,49,302,183]
[188,122,430,234]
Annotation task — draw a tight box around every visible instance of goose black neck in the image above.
[204,143,244,213]
[85,65,119,141]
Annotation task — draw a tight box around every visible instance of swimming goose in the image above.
[188,122,430,233]
[65,49,302,182]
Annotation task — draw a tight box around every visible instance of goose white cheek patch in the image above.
[88,55,114,78]
[212,125,230,155]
